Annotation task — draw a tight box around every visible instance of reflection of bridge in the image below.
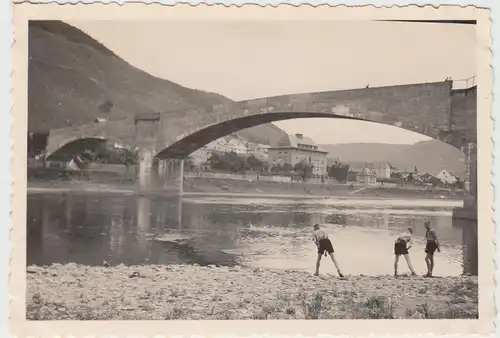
[43,80,478,275]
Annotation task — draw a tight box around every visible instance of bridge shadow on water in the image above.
[27,193,241,267]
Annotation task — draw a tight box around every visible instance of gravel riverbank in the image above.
[26,264,477,320]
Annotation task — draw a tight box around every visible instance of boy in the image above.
[312,224,344,277]
[394,227,417,276]
[424,220,441,277]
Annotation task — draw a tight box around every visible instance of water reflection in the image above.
[27,193,466,276]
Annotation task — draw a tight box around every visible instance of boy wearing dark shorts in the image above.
[424,220,441,277]
[312,224,344,277]
[394,227,417,276]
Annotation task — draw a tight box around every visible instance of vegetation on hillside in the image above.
[28,20,286,145]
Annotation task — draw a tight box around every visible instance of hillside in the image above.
[322,140,466,177]
[28,20,285,145]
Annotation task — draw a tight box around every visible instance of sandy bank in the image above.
[26,264,477,320]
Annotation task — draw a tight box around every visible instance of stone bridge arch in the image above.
[155,111,369,159]
[46,136,137,162]
[45,118,136,160]
[154,82,475,159]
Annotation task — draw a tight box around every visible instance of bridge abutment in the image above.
[138,149,156,188]
[452,145,478,276]
[156,158,184,194]
[137,151,183,194]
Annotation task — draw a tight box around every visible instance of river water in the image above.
[27,193,465,276]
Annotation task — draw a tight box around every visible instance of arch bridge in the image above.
[46,79,477,194]
[44,80,478,275]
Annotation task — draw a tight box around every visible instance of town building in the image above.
[189,147,211,166]
[189,135,270,167]
[225,137,248,155]
[371,161,391,179]
[268,133,328,176]
[247,143,270,161]
[356,168,377,186]
[435,169,458,185]
[347,161,391,179]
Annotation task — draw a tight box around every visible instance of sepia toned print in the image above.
[11,3,494,337]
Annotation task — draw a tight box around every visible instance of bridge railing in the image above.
[452,76,476,90]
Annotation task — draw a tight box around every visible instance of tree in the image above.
[282,163,293,173]
[326,159,350,182]
[407,172,414,183]
[246,154,266,171]
[98,100,114,113]
[294,161,313,181]
[271,163,283,172]
[328,164,350,182]
[184,158,196,171]
[208,151,248,173]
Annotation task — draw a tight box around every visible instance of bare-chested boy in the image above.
[424,220,441,277]
[394,227,417,277]
[312,224,344,277]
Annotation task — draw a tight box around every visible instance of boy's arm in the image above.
[433,230,441,251]
[311,235,317,246]
[407,237,413,249]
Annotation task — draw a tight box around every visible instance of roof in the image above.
[348,161,368,172]
[357,168,376,176]
[272,133,327,152]
[348,161,390,171]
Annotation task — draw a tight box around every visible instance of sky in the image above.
[70,20,476,145]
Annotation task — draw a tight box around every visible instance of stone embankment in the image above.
[184,177,464,199]
[26,264,477,320]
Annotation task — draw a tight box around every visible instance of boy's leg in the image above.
[394,255,399,276]
[314,253,322,275]
[328,252,344,277]
[425,254,432,276]
[403,254,417,275]
[428,254,435,275]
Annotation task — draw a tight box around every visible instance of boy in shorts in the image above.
[312,224,344,277]
[424,220,441,277]
[394,227,417,277]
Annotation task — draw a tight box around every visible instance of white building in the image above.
[435,169,458,184]
[225,137,248,155]
[356,168,377,186]
[371,161,391,179]
[346,161,391,179]
[247,143,270,160]
[206,138,230,153]
[190,147,212,166]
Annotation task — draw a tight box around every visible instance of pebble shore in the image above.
[26,263,478,320]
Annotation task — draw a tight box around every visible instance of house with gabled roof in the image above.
[356,168,377,186]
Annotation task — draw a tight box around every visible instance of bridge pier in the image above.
[156,158,184,194]
[137,148,184,194]
[452,145,477,276]
[138,149,156,188]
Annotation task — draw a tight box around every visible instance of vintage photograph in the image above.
[16,5,491,330]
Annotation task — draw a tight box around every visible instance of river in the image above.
[27,193,465,276]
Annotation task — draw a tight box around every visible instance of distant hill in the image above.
[28,20,285,145]
[322,140,466,177]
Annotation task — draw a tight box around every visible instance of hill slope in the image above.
[322,140,466,177]
[28,20,285,145]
